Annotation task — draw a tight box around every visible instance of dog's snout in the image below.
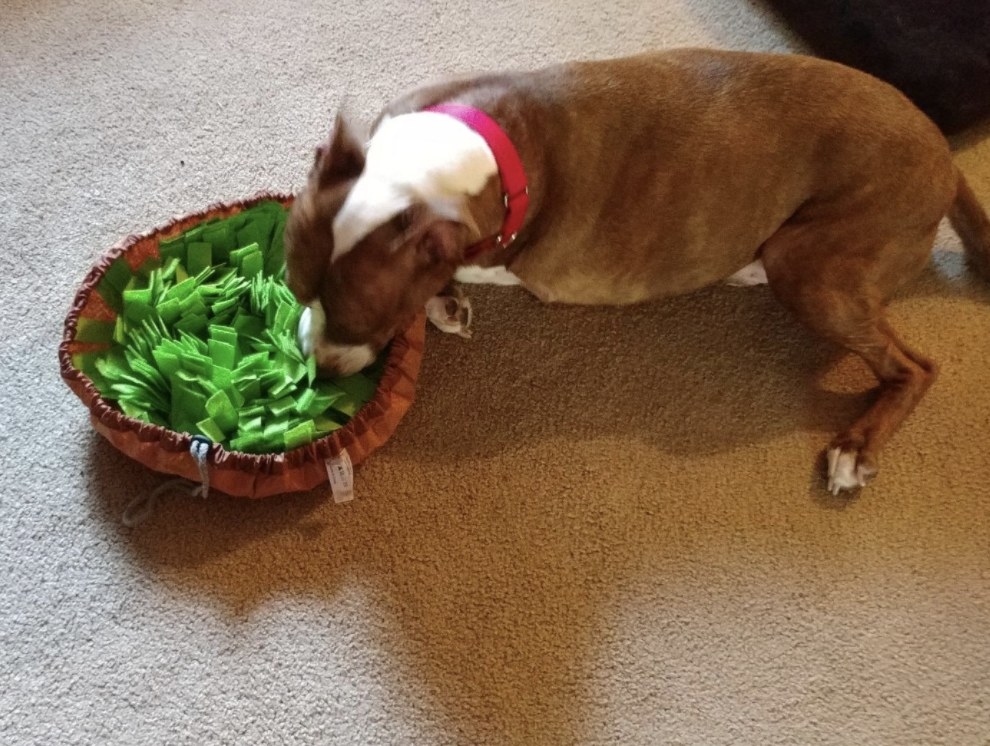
[297,304,376,377]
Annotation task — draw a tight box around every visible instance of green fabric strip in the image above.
[81,201,385,454]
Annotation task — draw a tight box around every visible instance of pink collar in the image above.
[424,103,530,260]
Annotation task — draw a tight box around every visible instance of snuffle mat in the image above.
[60,194,425,498]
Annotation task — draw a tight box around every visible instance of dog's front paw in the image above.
[826,444,878,495]
[426,292,473,339]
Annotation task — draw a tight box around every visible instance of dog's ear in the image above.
[283,190,336,304]
[312,111,365,187]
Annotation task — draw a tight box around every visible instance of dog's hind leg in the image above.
[761,226,939,494]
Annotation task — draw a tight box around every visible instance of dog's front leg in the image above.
[425,284,473,339]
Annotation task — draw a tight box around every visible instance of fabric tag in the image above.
[325,450,354,503]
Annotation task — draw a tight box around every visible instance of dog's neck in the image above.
[461,175,509,256]
[332,110,542,269]
[424,104,532,262]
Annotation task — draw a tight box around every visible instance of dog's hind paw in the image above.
[826,446,878,495]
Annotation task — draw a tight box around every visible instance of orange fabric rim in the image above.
[59,192,425,498]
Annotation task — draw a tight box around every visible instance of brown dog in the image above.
[284,48,990,495]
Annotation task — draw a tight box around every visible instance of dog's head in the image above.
[284,112,495,376]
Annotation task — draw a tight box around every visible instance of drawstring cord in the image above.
[188,436,211,498]
[122,436,212,527]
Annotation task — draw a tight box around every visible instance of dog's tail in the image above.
[949,169,990,282]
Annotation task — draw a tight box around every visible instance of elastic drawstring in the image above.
[122,437,213,527]
[188,435,211,498]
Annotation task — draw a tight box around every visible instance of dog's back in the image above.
[382,50,953,304]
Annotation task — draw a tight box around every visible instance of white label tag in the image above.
[325,450,354,503]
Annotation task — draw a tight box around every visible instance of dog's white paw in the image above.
[826,447,877,495]
[726,259,768,287]
[426,294,473,339]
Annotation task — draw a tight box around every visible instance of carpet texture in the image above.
[3,1,990,744]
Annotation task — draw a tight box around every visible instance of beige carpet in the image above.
[4,1,990,743]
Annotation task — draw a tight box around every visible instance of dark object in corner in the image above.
[763,0,990,134]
